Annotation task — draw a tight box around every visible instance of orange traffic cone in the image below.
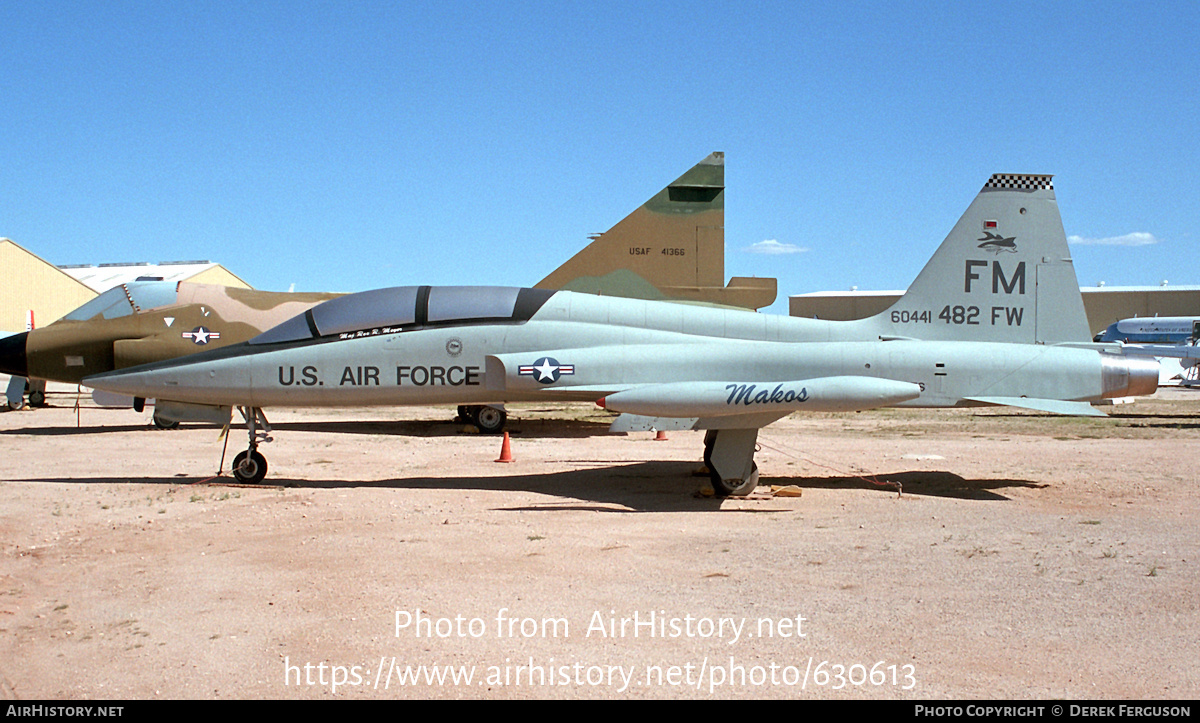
[495,432,514,463]
[654,430,669,441]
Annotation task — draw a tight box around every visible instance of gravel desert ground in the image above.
[1,385,1197,699]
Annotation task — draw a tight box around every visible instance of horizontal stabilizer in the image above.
[964,396,1107,417]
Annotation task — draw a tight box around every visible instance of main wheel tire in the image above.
[28,390,46,407]
[710,462,759,497]
[232,450,268,484]
[152,413,180,430]
[473,406,507,434]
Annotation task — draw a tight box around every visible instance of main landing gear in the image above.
[231,407,273,484]
[702,428,761,497]
[151,412,180,429]
[457,404,507,434]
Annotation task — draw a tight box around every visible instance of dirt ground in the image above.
[1,384,1197,700]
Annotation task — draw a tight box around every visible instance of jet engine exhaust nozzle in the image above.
[1100,354,1160,398]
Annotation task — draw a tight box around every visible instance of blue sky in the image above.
[3,2,1197,312]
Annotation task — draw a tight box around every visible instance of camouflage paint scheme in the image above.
[15,284,337,384]
[535,152,776,310]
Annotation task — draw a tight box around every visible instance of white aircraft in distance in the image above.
[86,174,1161,491]
[1094,317,1200,386]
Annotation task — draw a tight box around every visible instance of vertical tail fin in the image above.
[535,152,777,310]
[872,174,1089,344]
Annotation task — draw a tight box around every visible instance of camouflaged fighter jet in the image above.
[84,174,1160,493]
[0,152,774,431]
[0,281,338,425]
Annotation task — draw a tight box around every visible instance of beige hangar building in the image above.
[0,238,250,333]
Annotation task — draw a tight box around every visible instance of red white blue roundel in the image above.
[182,326,221,345]
[518,357,574,384]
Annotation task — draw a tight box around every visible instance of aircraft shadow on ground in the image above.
[784,470,1043,501]
[1107,411,1200,430]
[23,465,1040,509]
[0,423,163,436]
[0,416,614,439]
[25,462,720,512]
[982,409,1200,426]
[269,416,613,439]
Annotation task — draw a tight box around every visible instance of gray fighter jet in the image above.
[85,174,1160,493]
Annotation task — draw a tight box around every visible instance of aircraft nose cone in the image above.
[0,332,28,377]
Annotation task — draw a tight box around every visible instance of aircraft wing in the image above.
[487,348,922,430]
[607,411,792,433]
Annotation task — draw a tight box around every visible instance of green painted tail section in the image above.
[536,152,776,310]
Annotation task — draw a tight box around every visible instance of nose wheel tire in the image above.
[232,449,268,484]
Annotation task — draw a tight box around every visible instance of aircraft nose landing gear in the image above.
[230,407,273,484]
[232,448,268,484]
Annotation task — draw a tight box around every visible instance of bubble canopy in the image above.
[62,281,180,321]
[249,286,555,345]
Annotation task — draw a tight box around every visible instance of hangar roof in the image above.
[58,261,251,292]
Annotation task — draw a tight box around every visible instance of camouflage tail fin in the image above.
[872,174,1090,344]
[535,152,776,310]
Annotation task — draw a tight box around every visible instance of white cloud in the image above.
[1067,232,1160,247]
[745,239,808,255]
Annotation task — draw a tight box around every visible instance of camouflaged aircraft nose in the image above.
[0,332,28,377]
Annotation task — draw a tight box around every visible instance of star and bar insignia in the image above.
[518,357,575,384]
[182,326,221,345]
